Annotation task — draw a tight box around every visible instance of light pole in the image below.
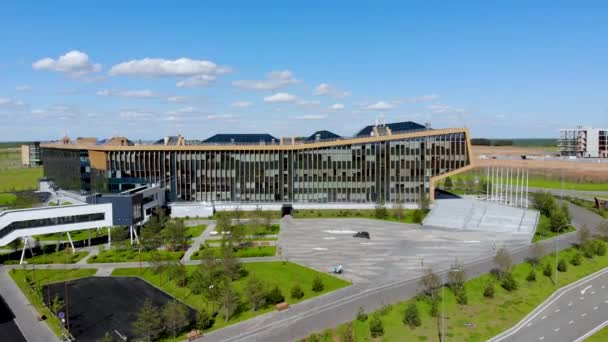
[555,224,576,285]
[209,284,215,314]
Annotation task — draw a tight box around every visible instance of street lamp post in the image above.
[555,224,576,286]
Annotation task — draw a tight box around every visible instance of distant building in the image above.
[559,126,608,158]
[21,142,42,167]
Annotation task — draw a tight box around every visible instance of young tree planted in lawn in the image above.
[163,220,187,250]
[550,208,568,232]
[578,226,592,247]
[221,245,242,281]
[312,276,324,292]
[403,303,422,328]
[526,268,537,282]
[356,306,368,322]
[369,315,384,337]
[448,259,465,291]
[419,268,441,299]
[483,281,495,298]
[392,202,405,221]
[102,331,112,342]
[219,283,240,322]
[443,176,453,190]
[494,247,512,279]
[245,276,267,311]
[593,240,607,256]
[571,252,583,266]
[342,322,354,342]
[291,284,304,299]
[543,263,553,278]
[374,200,388,219]
[196,310,213,330]
[532,192,556,217]
[167,261,188,287]
[266,286,285,305]
[162,300,190,339]
[500,273,518,291]
[558,259,568,272]
[132,299,163,342]
[216,214,231,235]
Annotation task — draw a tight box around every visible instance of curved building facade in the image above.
[41,122,473,205]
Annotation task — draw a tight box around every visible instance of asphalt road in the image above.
[493,268,608,342]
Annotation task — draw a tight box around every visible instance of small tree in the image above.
[369,315,384,338]
[221,246,242,281]
[132,299,163,342]
[571,252,583,266]
[356,306,368,322]
[526,268,537,282]
[162,300,190,339]
[543,263,553,278]
[392,202,405,221]
[557,259,567,272]
[374,200,388,219]
[403,303,422,328]
[593,240,607,256]
[483,282,495,298]
[532,192,556,217]
[312,276,324,292]
[164,220,187,250]
[448,259,465,292]
[455,289,468,305]
[102,331,112,342]
[219,284,240,322]
[167,262,188,287]
[419,268,441,299]
[342,322,355,342]
[430,298,439,317]
[500,273,518,292]
[196,310,213,330]
[550,209,568,233]
[494,247,512,279]
[578,226,592,246]
[291,284,304,299]
[50,294,64,314]
[443,176,453,190]
[216,214,231,234]
[266,286,285,305]
[244,276,267,311]
[412,209,425,223]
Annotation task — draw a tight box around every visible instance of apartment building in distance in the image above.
[559,126,608,158]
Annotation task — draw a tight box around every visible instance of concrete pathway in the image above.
[182,221,216,262]
[0,268,59,342]
[76,245,100,265]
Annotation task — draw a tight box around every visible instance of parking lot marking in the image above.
[541,315,547,320]
[594,306,599,310]
[554,328,560,333]
[582,313,588,317]
[539,336,544,340]
[569,320,574,325]
[555,309,560,313]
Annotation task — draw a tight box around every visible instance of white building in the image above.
[559,126,608,158]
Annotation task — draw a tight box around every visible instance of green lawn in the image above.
[191,245,276,259]
[111,261,350,334]
[563,197,608,219]
[0,192,16,206]
[0,167,43,192]
[9,268,97,338]
[185,224,207,239]
[25,251,89,264]
[532,214,576,242]
[216,223,280,236]
[48,201,73,206]
[305,245,608,342]
[87,248,184,263]
[293,208,428,223]
[587,326,608,342]
[35,228,108,242]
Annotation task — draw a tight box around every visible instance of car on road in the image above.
[353,231,370,239]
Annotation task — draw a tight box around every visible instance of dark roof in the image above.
[203,134,279,144]
[305,130,341,142]
[153,136,180,145]
[355,121,426,137]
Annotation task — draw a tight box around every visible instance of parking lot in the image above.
[279,218,531,284]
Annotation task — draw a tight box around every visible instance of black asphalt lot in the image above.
[43,277,196,342]
[0,295,26,342]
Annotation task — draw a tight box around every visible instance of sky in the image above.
[1,1,607,141]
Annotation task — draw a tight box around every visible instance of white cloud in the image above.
[207,114,238,120]
[166,106,198,115]
[233,70,299,91]
[297,99,321,106]
[366,101,397,110]
[167,96,187,103]
[313,83,350,98]
[97,89,156,98]
[264,92,297,103]
[293,114,326,120]
[231,101,253,108]
[427,104,465,113]
[329,103,345,110]
[32,50,101,77]
[176,74,216,88]
[0,97,11,105]
[109,58,230,77]
[120,110,150,119]
[15,85,32,92]
[0,97,25,107]
[403,94,440,103]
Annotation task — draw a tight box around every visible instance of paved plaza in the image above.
[279,216,533,284]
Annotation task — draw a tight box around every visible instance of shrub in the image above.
[377,304,393,316]
[403,303,422,328]
[501,273,518,292]
[430,298,439,317]
[356,307,368,322]
[543,263,553,278]
[196,310,213,330]
[571,252,583,266]
[412,209,425,223]
[593,240,607,256]
[583,243,595,259]
[455,289,468,305]
[526,269,536,282]
[307,333,320,342]
[483,282,495,298]
[266,286,285,305]
[342,323,354,342]
[312,276,324,292]
[557,259,568,272]
[290,285,304,300]
[369,315,384,338]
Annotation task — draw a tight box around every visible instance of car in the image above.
[353,231,370,239]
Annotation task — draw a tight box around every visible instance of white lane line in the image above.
[554,309,560,313]
[569,301,573,306]
[539,337,544,340]
[605,300,608,304]
[541,315,547,320]
[569,320,574,324]
[602,285,605,289]
[526,323,532,327]
[573,320,608,342]
[580,297,585,300]
[581,285,592,295]
[582,313,588,317]
[594,306,599,310]
[591,291,596,295]
[554,328,560,332]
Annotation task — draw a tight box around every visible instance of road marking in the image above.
[569,302,573,306]
[541,315,547,320]
[539,337,544,340]
[581,285,592,295]
[573,320,608,342]
[554,309,560,313]
[594,306,599,310]
[569,320,574,324]
[526,323,532,327]
[554,328,560,332]
[582,313,588,317]
[602,285,605,289]
[591,291,596,295]
[580,297,585,300]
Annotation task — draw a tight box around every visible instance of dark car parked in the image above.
[353,231,370,239]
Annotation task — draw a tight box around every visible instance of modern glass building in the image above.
[41,121,473,205]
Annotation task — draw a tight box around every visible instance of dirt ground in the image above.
[471,146,608,183]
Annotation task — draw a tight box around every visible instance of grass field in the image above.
[293,208,427,223]
[304,245,608,342]
[111,261,350,334]
[0,167,43,192]
[185,224,207,238]
[9,268,97,337]
[35,228,108,242]
[191,245,276,259]
[532,214,576,242]
[25,251,89,264]
[87,248,184,263]
[0,192,16,206]
[215,223,280,236]
[587,326,608,341]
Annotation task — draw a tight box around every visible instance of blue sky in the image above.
[1,1,607,141]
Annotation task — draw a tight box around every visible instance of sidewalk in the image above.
[181,221,216,262]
